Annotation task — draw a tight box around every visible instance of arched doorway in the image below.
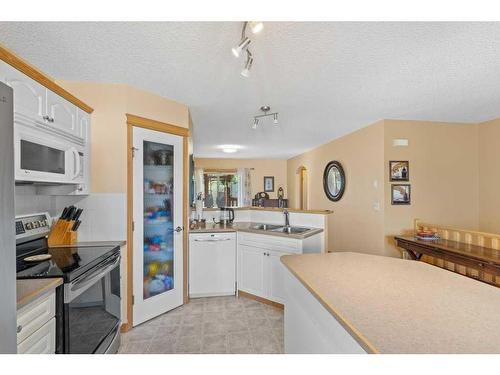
[297,166,308,210]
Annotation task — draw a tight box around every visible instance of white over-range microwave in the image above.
[14,123,85,184]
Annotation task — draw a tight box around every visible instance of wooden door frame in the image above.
[298,166,308,210]
[123,113,189,332]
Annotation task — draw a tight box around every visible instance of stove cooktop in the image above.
[17,244,120,282]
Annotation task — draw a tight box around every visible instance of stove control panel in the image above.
[15,212,51,243]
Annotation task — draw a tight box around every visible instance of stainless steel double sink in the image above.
[250,223,311,234]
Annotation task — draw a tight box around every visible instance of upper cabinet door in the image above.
[0,61,46,123]
[46,90,79,138]
[77,108,90,142]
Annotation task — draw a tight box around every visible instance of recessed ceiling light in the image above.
[218,145,242,153]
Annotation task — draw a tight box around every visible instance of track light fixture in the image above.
[252,118,259,129]
[241,51,253,77]
[232,21,263,78]
[252,106,279,130]
[249,21,264,34]
[232,37,251,58]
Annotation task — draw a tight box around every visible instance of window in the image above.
[203,171,240,208]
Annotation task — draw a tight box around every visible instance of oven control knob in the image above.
[25,222,32,230]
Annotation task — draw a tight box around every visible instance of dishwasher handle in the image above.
[193,238,233,242]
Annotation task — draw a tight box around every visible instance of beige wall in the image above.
[478,118,500,234]
[287,119,487,257]
[194,158,288,199]
[384,120,479,256]
[287,121,386,255]
[56,81,190,193]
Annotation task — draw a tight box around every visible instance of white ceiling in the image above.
[1,22,500,159]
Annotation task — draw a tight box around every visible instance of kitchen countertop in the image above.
[17,278,63,309]
[281,252,500,353]
[189,221,323,239]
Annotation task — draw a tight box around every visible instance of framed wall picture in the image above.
[264,176,275,192]
[389,161,409,181]
[391,184,411,205]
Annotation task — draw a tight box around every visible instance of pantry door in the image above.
[132,126,183,326]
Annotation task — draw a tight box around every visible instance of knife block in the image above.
[48,219,78,247]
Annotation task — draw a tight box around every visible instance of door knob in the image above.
[174,226,184,233]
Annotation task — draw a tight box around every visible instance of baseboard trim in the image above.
[238,290,284,310]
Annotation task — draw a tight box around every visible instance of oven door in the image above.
[64,253,121,354]
[14,124,82,184]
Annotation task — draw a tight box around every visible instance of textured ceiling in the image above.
[1,22,500,159]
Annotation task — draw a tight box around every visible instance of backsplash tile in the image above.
[54,193,126,241]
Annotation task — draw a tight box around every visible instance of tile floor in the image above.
[119,295,284,354]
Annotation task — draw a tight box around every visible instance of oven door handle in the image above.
[70,255,121,293]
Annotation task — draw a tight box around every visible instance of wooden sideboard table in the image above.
[395,236,500,286]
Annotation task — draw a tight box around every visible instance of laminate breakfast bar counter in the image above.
[280,252,500,354]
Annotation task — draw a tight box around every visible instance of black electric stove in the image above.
[15,213,122,354]
[16,237,120,282]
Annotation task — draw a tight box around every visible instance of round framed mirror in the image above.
[323,161,346,201]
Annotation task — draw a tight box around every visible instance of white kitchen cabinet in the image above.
[0,61,46,124]
[46,89,79,138]
[237,232,304,304]
[238,244,266,298]
[237,231,323,304]
[0,60,86,143]
[77,108,90,142]
[17,291,56,354]
[266,250,287,303]
[1,61,93,195]
[17,318,56,354]
[238,245,287,304]
[189,232,237,297]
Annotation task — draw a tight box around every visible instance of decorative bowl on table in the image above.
[416,230,440,240]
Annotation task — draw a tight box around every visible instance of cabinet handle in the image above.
[17,325,22,333]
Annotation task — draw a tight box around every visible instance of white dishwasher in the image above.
[189,232,237,298]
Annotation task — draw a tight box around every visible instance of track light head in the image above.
[252,118,259,129]
[232,37,251,58]
[249,21,264,34]
[273,113,278,125]
[241,53,254,77]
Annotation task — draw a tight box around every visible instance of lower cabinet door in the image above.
[265,251,287,304]
[238,244,266,298]
[17,318,56,354]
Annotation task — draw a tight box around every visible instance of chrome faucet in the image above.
[284,209,290,228]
